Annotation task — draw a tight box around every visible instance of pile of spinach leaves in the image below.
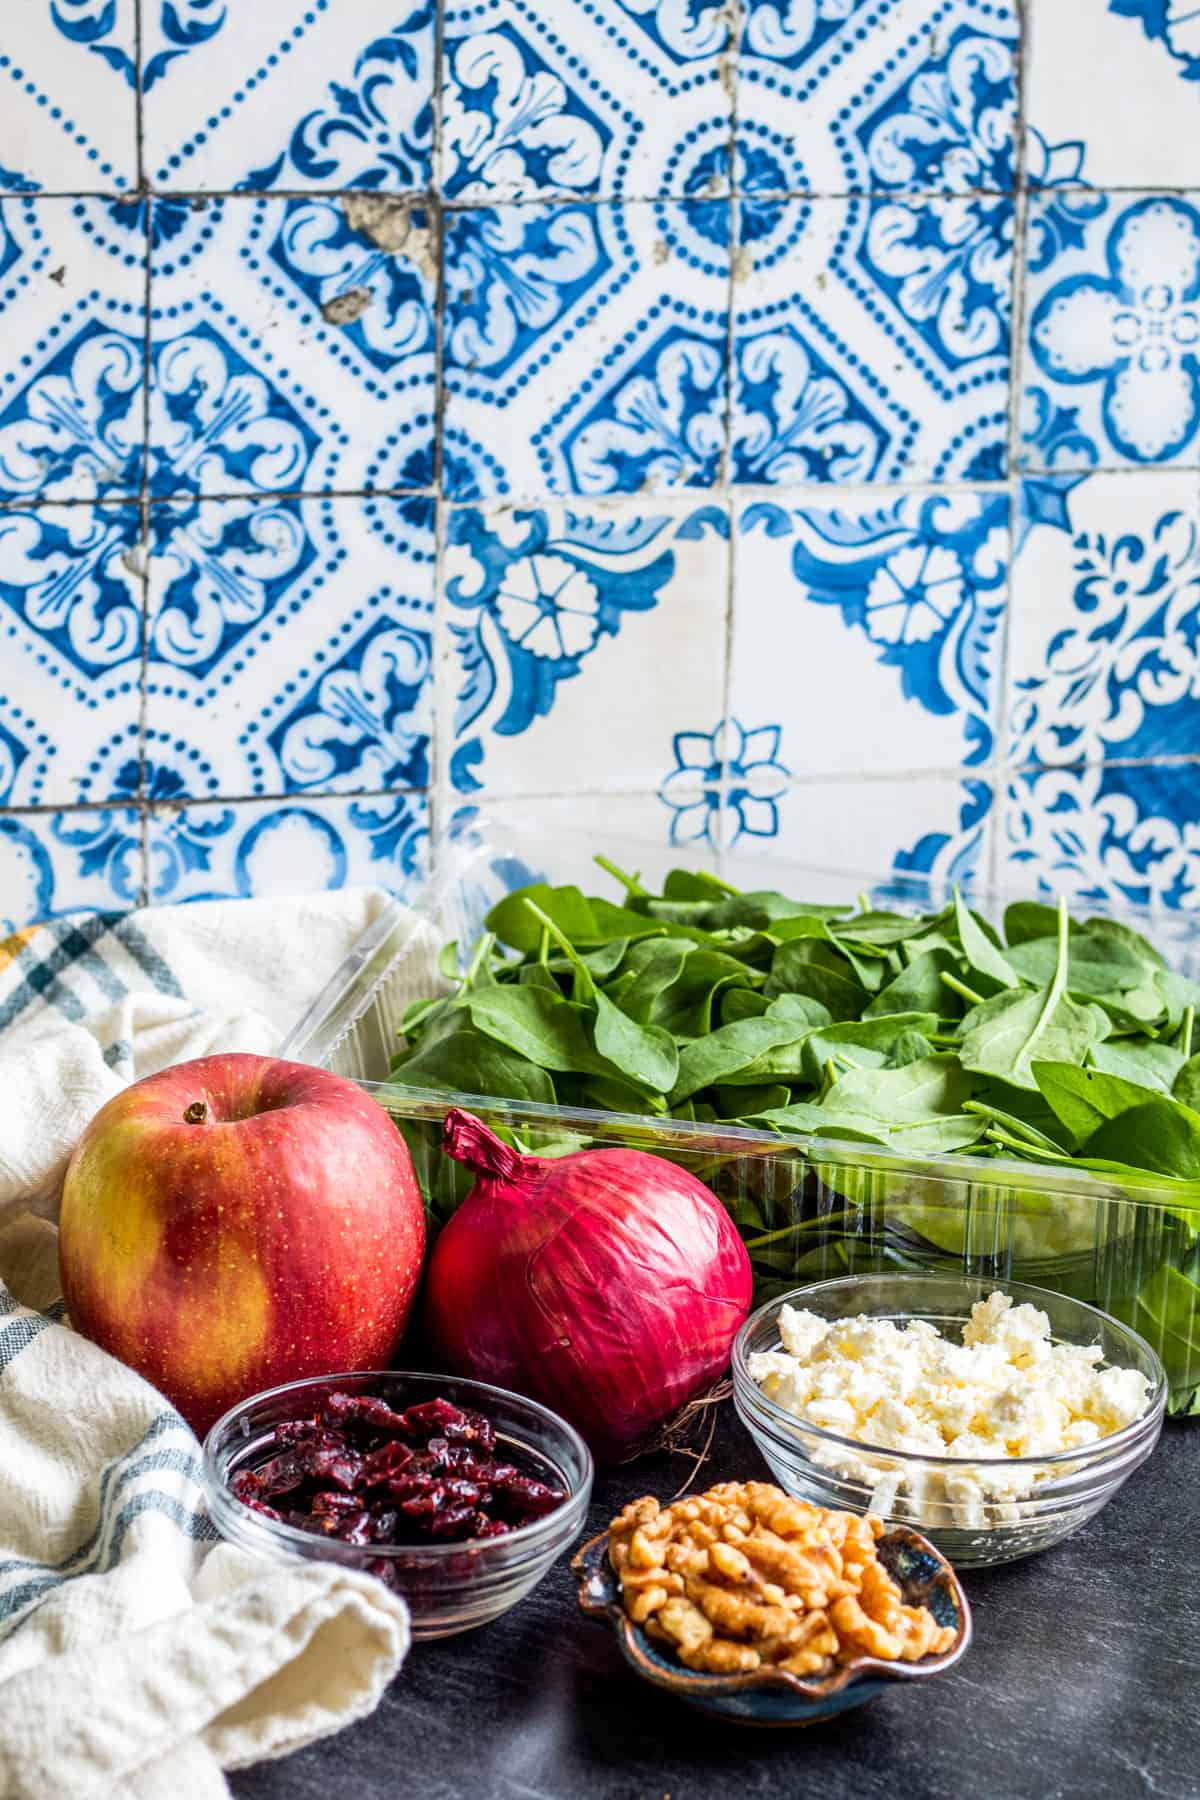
[386,860,1200,1414]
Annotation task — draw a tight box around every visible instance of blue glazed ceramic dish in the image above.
[572,1522,971,1726]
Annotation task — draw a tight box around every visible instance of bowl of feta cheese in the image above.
[732,1274,1166,1567]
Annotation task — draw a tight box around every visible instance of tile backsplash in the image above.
[0,0,1198,928]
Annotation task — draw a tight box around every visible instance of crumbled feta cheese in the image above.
[747,1290,1151,1533]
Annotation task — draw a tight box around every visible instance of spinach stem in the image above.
[463,929,495,990]
[942,971,985,1006]
[523,898,595,1003]
[594,854,645,895]
[1182,1005,1195,1063]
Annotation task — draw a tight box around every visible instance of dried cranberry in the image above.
[294,1441,364,1492]
[309,1490,361,1520]
[322,1393,411,1435]
[333,1510,375,1547]
[253,1451,305,1496]
[365,1557,400,1590]
[472,1515,510,1539]
[427,1503,477,1540]
[362,1440,414,1484]
[493,1474,567,1520]
[369,1509,399,1542]
[399,1398,466,1440]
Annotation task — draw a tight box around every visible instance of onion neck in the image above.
[442,1109,529,1184]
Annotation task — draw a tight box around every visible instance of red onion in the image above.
[424,1110,753,1461]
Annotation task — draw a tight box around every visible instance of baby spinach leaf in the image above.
[662,867,736,902]
[388,1029,557,1104]
[822,1053,974,1124]
[954,889,1019,990]
[764,993,834,1029]
[764,939,866,1019]
[1031,1061,1159,1149]
[466,987,601,1075]
[1004,934,1150,997]
[486,884,598,953]
[887,1029,939,1068]
[864,949,962,1020]
[592,991,679,1093]
[1090,1037,1185,1093]
[1003,901,1063,945]
[555,1073,668,1117]
[669,1017,815,1103]
[608,937,693,1022]
[1082,1098,1200,1179]
[722,987,771,1024]
[651,949,756,1037]
[1130,1263,1200,1396]
[1158,970,1200,1035]
[702,891,828,931]
[1175,1054,1200,1112]
[797,1013,939,1085]
[959,902,1102,1089]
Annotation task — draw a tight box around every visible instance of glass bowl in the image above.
[731,1273,1166,1569]
[204,1370,594,1639]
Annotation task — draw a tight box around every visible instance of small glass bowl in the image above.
[204,1370,594,1639]
[732,1273,1166,1569]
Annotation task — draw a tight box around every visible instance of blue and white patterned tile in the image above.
[1022,191,1200,473]
[143,494,435,801]
[1008,470,1200,773]
[738,773,994,889]
[439,0,735,203]
[0,196,145,503]
[140,3,434,194]
[731,193,1012,485]
[144,791,430,906]
[1001,761,1200,912]
[442,198,730,499]
[0,501,144,808]
[0,0,136,193]
[147,195,436,498]
[1027,2,1200,190]
[442,498,730,798]
[732,490,1009,780]
[0,806,145,931]
[736,0,1018,199]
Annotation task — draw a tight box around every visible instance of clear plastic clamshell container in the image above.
[279,823,1200,1421]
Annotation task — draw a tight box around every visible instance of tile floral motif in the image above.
[1009,472,1200,771]
[439,0,735,202]
[1005,470,1200,906]
[1023,193,1200,471]
[732,194,1012,484]
[0,196,146,503]
[733,492,1009,780]
[144,792,430,905]
[443,500,729,797]
[0,0,136,192]
[144,495,435,800]
[737,0,1018,198]
[141,3,434,192]
[0,806,145,931]
[658,720,791,849]
[442,199,729,498]
[1002,762,1200,911]
[0,501,143,808]
[1027,1,1200,189]
[147,196,436,497]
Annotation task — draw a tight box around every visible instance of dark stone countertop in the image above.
[230,1412,1200,1800]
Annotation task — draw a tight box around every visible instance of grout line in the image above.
[0,783,434,823]
[10,178,1197,206]
[7,465,1195,517]
[989,0,1033,893]
[132,0,146,195]
[428,0,449,868]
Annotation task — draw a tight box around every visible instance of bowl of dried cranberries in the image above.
[204,1371,594,1638]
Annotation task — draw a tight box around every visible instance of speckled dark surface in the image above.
[229,1411,1200,1800]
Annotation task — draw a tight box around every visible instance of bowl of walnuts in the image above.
[573,1479,970,1726]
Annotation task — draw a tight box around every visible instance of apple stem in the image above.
[183,1100,208,1124]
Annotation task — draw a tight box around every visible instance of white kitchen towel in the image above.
[0,887,441,1799]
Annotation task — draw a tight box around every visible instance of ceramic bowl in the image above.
[572,1522,970,1726]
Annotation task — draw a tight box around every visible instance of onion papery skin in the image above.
[424,1110,753,1461]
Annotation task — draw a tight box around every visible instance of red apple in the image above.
[59,1053,425,1436]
